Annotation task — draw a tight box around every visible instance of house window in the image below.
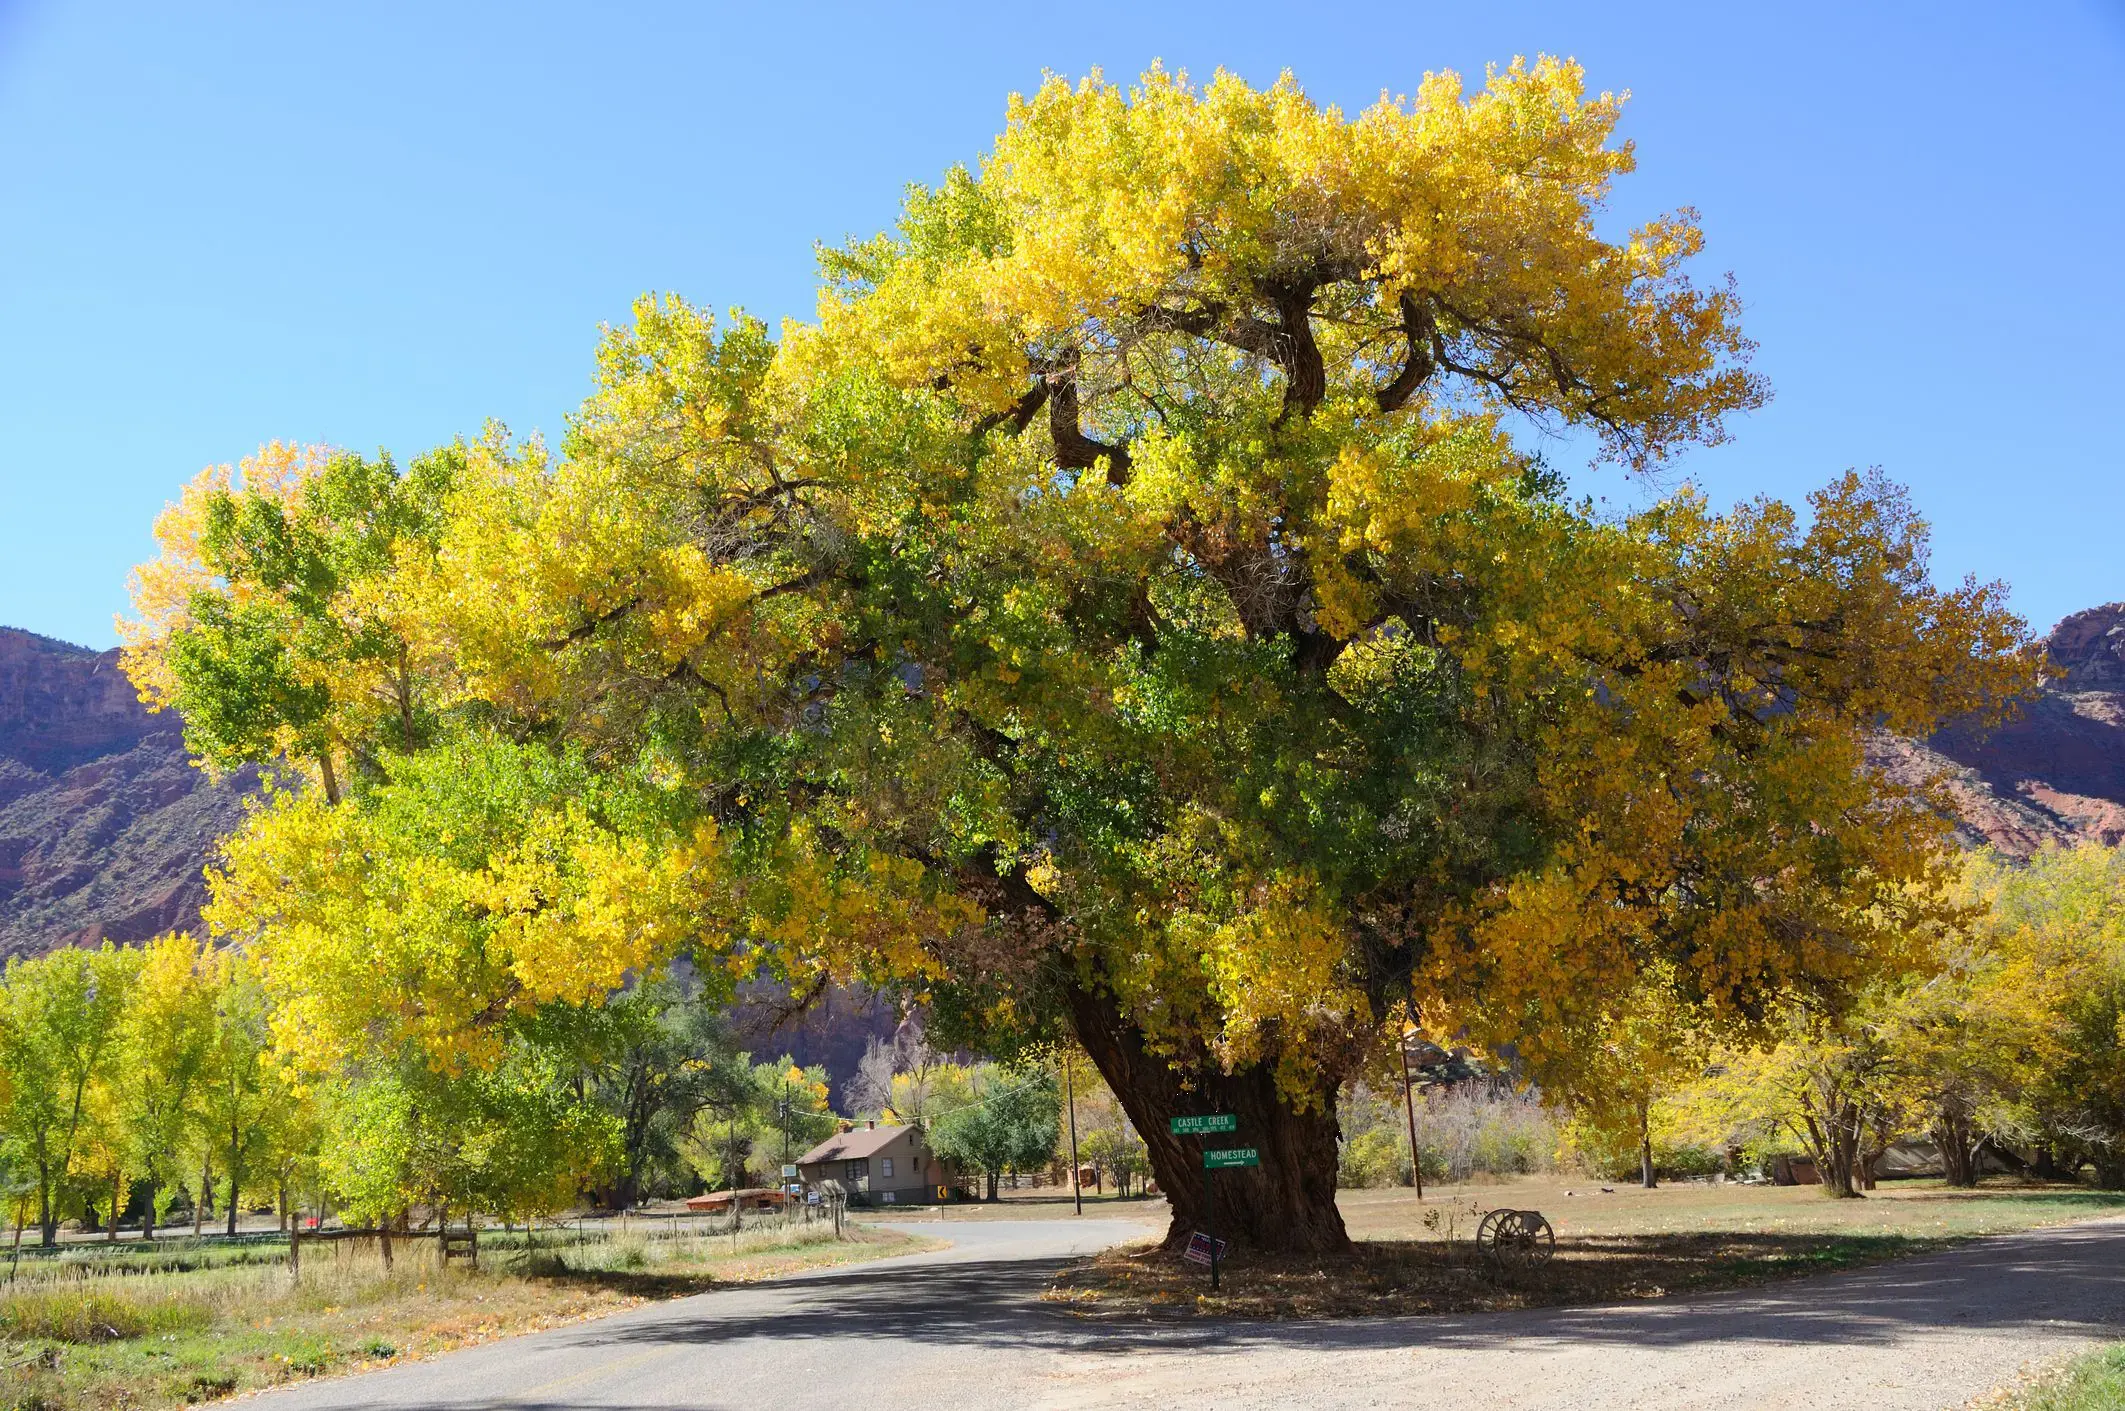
[845,1159,868,1181]
[882,1157,895,1178]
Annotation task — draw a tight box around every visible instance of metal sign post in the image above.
[1204,1158,1216,1290]
[1170,1115,1246,1291]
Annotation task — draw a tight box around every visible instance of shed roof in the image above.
[798,1124,915,1164]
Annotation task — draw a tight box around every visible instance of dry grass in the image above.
[0,1217,933,1409]
[1046,1175,2125,1321]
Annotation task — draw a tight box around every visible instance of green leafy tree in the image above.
[112,934,220,1236]
[122,442,462,802]
[678,1054,834,1192]
[197,950,281,1235]
[931,1064,1061,1200]
[571,977,748,1206]
[0,945,139,1244]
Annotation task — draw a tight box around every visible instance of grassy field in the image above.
[0,1216,933,1410]
[1048,1175,2125,1320]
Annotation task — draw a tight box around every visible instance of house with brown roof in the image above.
[796,1120,960,1205]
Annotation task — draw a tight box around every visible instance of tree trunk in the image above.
[109,1168,122,1242]
[1066,981,1350,1253]
[984,1171,999,1201]
[1638,1100,1657,1190]
[1935,1109,1982,1188]
[38,1167,55,1249]
[1801,1104,1863,1198]
[195,1153,211,1235]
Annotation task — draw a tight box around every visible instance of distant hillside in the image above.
[1870,603,2125,857]
[0,627,252,959]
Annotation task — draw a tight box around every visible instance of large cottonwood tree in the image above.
[130,62,2033,1250]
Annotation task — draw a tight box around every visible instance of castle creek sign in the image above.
[1168,1114,1238,1135]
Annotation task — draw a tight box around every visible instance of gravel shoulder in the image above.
[245,1213,2125,1410]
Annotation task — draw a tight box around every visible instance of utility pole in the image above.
[1398,1027,1425,1201]
[779,1081,793,1170]
[727,1114,743,1235]
[1064,1052,1082,1216]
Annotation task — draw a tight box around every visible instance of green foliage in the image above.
[2013,1344,2125,1411]
[0,945,139,1244]
[929,1064,1061,1199]
[674,1051,835,1194]
[566,976,749,1204]
[129,444,462,790]
[318,1040,618,1226]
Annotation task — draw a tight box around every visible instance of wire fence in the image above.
[3,1199,846,1284]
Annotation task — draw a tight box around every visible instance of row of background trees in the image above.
[0,935,1116,1246]
[1332,842,2125,1198]
[20,817,2118,1250]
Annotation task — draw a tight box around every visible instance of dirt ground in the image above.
[1338,1173,2125,1243]
[1047,1175,2125,1319]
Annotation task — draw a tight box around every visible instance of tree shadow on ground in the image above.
[567,1215,2125,1355]
[246,1217,2125,1411]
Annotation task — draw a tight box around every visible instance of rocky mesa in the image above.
[0,627,252,960]
[1869,602,2125,857]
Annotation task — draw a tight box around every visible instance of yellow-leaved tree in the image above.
[129,62,2035,1250]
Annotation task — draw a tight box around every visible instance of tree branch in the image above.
[1375,291,1439,413]
[539,596,643,650]
[1047,366,1132,487]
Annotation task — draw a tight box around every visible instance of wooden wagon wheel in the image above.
[1474,1208,1509,1250]
[1487,1209,1555,1270]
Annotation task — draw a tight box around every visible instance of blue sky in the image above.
[2,1,2121,650]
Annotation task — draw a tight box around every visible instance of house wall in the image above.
[799,1129,961,1204]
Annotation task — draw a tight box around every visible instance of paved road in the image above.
[255,1215,2125,1410]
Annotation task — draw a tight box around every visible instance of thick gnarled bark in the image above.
[1064,982,1350,1255]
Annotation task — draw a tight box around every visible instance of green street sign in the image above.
[1169,1113,1238,1136]
[1203,1146,1260,1169]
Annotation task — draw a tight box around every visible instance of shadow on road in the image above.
[566,1216,2125,1357]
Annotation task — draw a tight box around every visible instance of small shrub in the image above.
[183,1372,237,1403]
[519,1251,571,1277]
[280,1341,331,1377]
[611,1239,649,1271]
[1338,1128,1410,1188]
[358,1338,397,1359]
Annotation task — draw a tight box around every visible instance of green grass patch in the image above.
[2008,1343,2125,1410]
